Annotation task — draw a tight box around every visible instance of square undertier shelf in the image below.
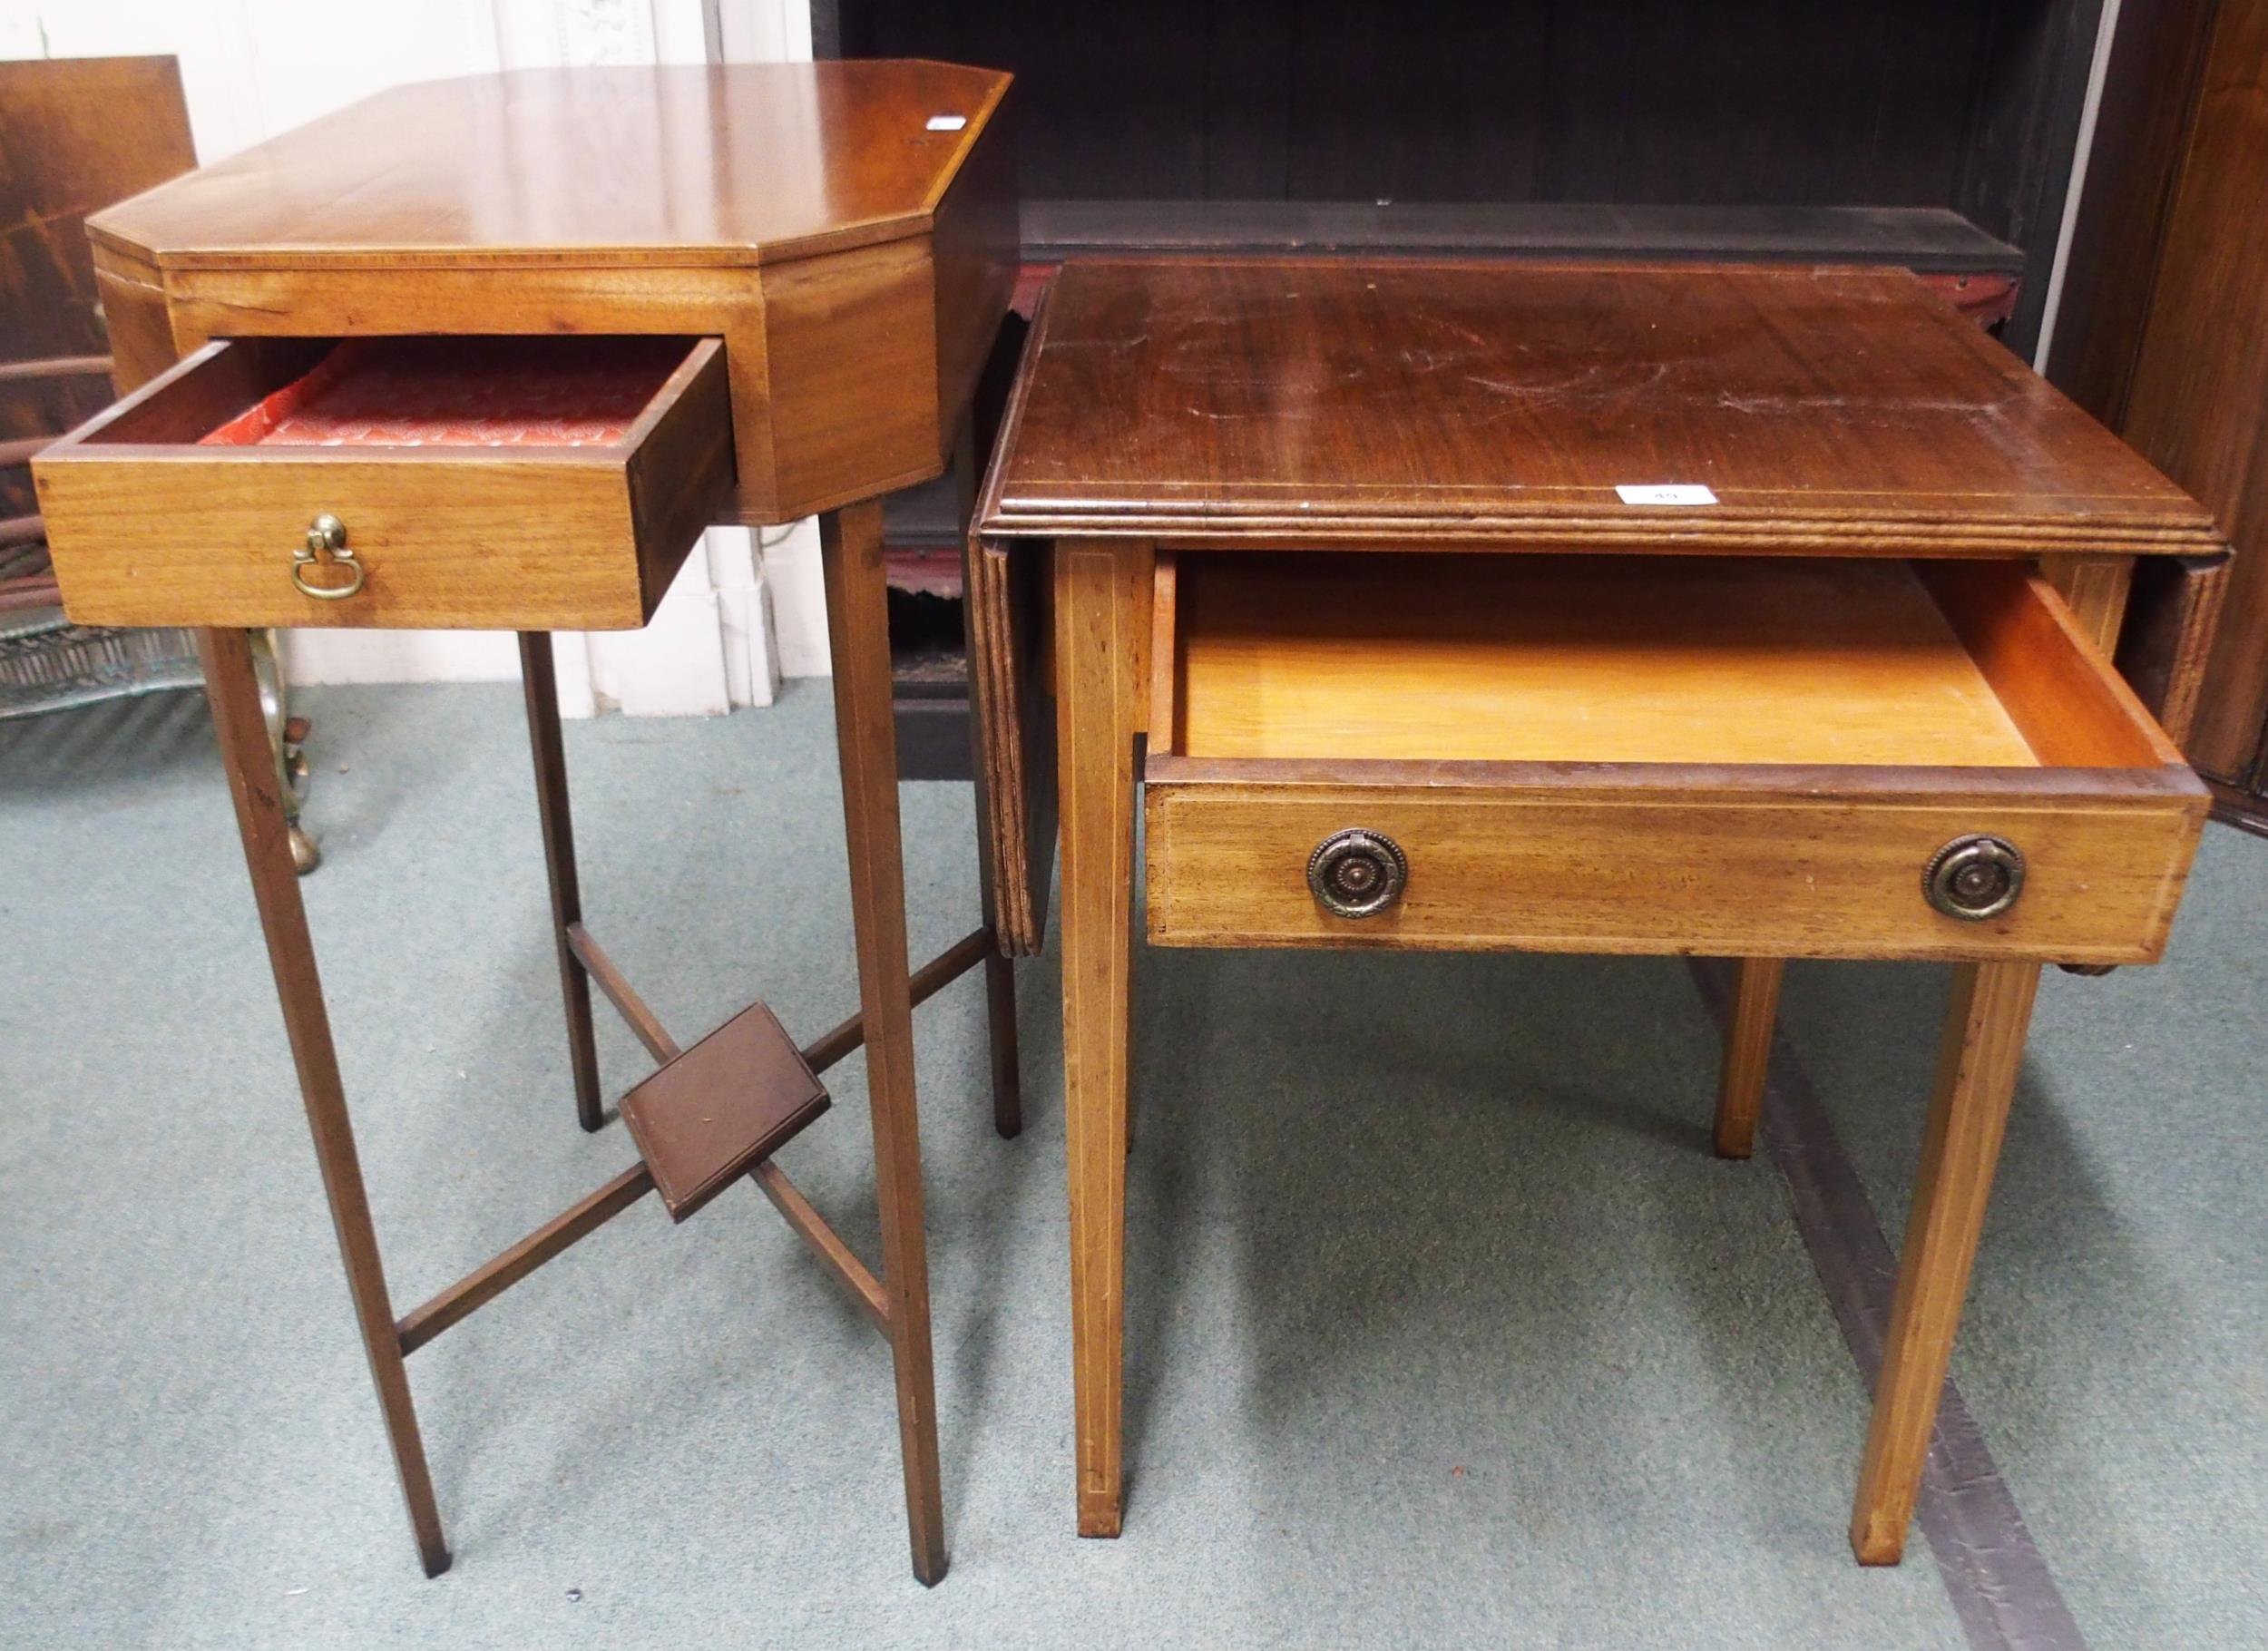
[619,1000,829,1221]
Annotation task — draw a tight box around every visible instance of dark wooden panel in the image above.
[845,0,2027,212]
[1599,3,1980,210]
[1951,0,2108,353]
[1282,1,1547,202]
[2120,0,2268,785]
[2115,552,2232,757]
[2043,0,2220,424]
[838,0,1209,199]
[841,0,2099,357]
[0,57,192,359]
[0,56,193,519]
[1199,0,1295,198]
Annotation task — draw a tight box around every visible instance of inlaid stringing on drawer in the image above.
[1141,552,2208,964]
[34,334,734,631]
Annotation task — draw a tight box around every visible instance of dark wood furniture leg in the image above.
[197,626,451,1578]
[1851,959,2041,1564]
[1053,537,1144,1537]
[519,631,606,1132]
[982,951,1021,1138]
[1713,957,1784,1158]
[818,502,949,1585]
[972,772,1022,1140]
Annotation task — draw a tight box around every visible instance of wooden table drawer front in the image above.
[34,335,733,630]
[1146,779,2200,962]
[1142,553,2208,963]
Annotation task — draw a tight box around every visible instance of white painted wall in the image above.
[4,0,832,713]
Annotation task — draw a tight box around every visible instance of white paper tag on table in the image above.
[1615,483,1718,506]
[925,114,968,132]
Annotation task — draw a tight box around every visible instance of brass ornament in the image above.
[1307,828,1409,919]
[1922,834,2025,921]
[291,513,365,600]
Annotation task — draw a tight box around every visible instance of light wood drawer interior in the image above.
[35,334,733,630]
[1143,552,2207,962]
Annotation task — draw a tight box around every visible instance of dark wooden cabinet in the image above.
[828,0,2112,353]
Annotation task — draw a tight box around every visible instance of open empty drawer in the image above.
[34,335,733,630]
[1142,553,2208,963]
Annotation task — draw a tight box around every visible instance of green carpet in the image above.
[2,681,2260,1648]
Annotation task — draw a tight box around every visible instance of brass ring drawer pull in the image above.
[1924,834,2025,921]
[1307,828,1408,918]
[291,513,366,601]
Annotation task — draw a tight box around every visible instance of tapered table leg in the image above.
[519,632,604,1132]
[989,943,1025,1134]
[1851,960,2040,1564]
[818,503,948,1586]
[197,628,450,1578]
[1054,538,1145,1538]
[1714,957,1784,1158]
[982,917,1022,1138]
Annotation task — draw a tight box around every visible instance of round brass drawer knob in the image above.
[1307,828,1408,919]
[292,512,365,601]
[1923,834,2025,922]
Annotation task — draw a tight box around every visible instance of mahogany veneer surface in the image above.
[87,62,1008,270]
[977,259,2218,552]
[75,61,1020,524]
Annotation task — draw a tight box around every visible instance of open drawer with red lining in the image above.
[34,335,733,630]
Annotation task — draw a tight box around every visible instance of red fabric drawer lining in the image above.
[199,337,689,449]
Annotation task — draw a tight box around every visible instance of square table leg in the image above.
[1851,959,2041,1563]
[1053,538,1148,1538]
[981,945,1022,1139]
[818,502,949,1584]
[196,627,451,1578]
[519,631,606,1133]
[1714,957,1784,1158]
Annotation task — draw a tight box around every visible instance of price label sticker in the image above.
[1615,484,1718,506]
[925,114,968,132]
